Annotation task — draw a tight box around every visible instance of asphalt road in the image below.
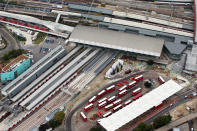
[65,71,146,131]
[0,26,20,58]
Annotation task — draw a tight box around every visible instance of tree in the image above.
[144,81,152,88]
[153,114,172,129]
[39,123,50,131]
[133,122,153,131]
[48,119,59,129]
[147,60,154,66]
[54,111,65,125]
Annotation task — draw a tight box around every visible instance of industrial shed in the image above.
[98,80,183,131]
[69,25,164,57]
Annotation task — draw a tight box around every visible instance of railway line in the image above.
[19,47,94,109]
[0,45,106,130]
[11,46,83,103]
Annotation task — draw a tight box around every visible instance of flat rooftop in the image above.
[69,25,164,57]
[98,80,183,131]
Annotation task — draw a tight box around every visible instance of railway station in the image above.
[0,0,196,130]
[69,25,164,57]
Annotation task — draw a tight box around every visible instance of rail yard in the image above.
[0,0,197,131]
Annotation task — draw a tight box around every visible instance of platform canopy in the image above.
[69,25,164,57]
[98,80,183,131]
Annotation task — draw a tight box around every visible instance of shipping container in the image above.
[134,75,143,82]
[80,112,87,121]
[123,99,132,106]
[131,88,142,96]
[158,76,165,84]
[113,104,122,112]
[127,81,136,89]
[106,85,115,93]
[102,111,112,118]
[104,103,114,111]
[84,103,94,112]
[98,97,107,104]
[113,99,122,106]
[118,89,128,98]
[118,85,127,92]
[107,96,116,104]
[97,90,106,98]
[132,93,142,100]
[88,96,97,104]
[98,101,107,109]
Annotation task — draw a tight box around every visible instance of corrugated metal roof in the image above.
[68,4,113,15]
[164,42,186,55]
[69,25,164,57]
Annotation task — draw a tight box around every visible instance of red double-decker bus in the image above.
[80,112,87,121]
[158,76,165,84]
[131,88,142,96]
[84,103,94,112]
[118,89,127,98]
[134,75,143,82]
[127,81,136,89]
[88,96,97,104]
[132,93,142,100]
[106,85,115,93]
[107,96,116,104]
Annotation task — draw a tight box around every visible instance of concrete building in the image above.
[164,42,187,60]
[1,55,30,83]
[185,45,197,72]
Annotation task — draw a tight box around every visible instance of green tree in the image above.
[153,114,172,129]
[49,119,59,129]
[144,81,152,88]
[134,122,153,131]
[93,114,98,119]
[54,111,65,124]
[147,60,154,66]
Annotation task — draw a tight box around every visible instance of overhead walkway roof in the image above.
[0,11,74,32]
[98,80,183,131]
[69,25,164,57]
